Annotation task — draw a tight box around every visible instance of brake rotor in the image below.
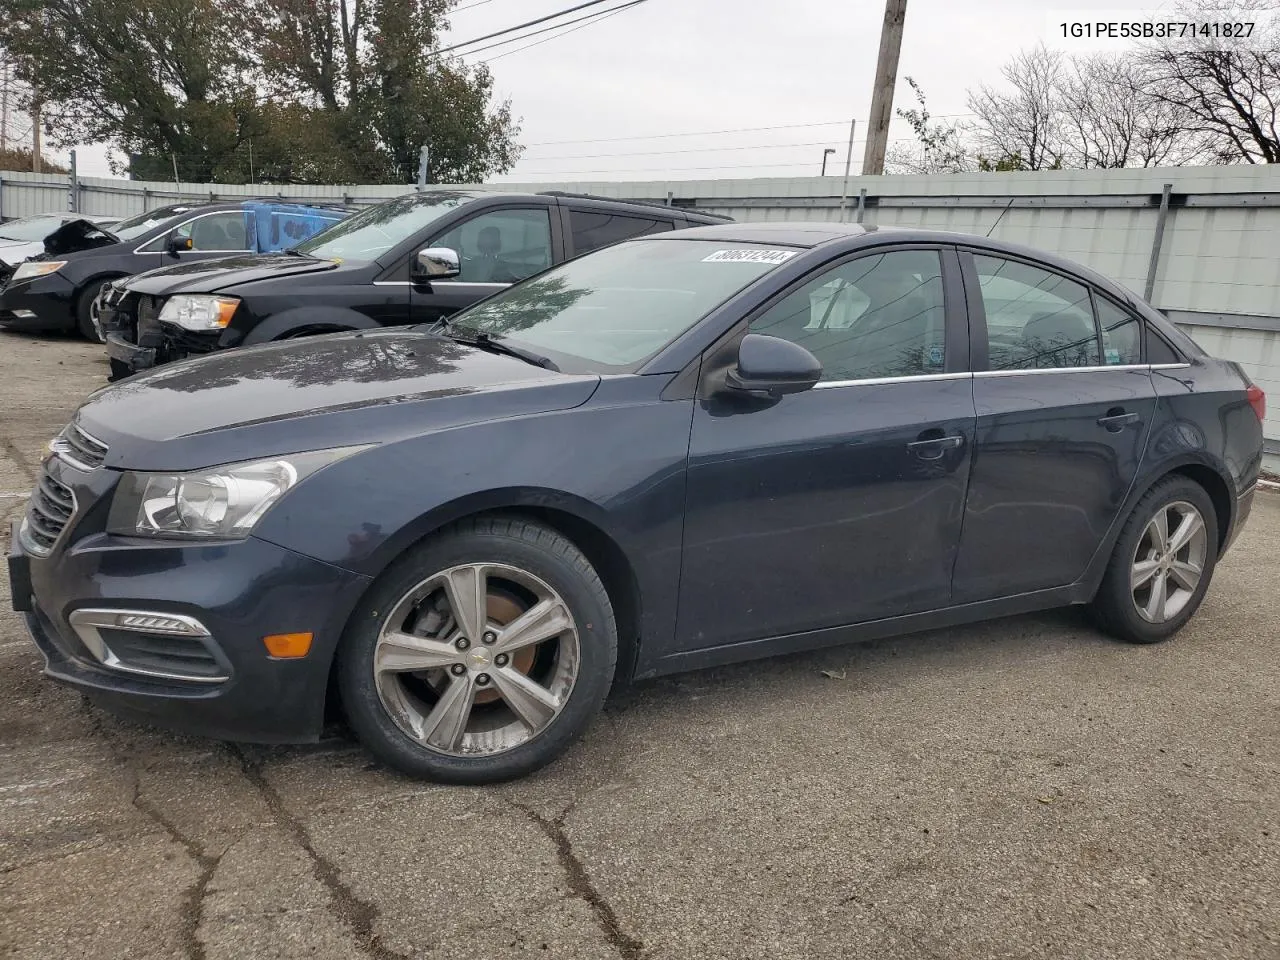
[474,590,537,704]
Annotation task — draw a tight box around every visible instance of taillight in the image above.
[1246,384,1266,421]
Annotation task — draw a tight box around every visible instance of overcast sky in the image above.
[67,0,1138,181]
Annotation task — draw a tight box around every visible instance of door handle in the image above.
[907,434,964,461]
[1097,408,1140,432]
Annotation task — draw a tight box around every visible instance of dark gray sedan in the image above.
[8,222,1263,782]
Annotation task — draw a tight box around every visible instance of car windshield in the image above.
[0,215,68,242]
[111,205,198,241]
[293,191,476,262]
[451,238,798,370]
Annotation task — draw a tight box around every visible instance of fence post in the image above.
[68,149,79,213]
[855,188,867,224]
[0,175,5,221]
[142,187,150,211]
[1144,183,1173,303]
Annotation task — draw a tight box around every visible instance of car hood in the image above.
[76,329,601,471]
[0,239,42,265]
[41,218,121,257]
[125,252,344,295]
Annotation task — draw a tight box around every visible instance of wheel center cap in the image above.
[468,647,493,669]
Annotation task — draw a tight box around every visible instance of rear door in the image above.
[951,249,1157,602]
[407,206,559,324]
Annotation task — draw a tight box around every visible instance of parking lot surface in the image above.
[1,329,1277,960]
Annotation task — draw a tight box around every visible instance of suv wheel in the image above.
[337,517,617,783]
[1091,476,1218,644]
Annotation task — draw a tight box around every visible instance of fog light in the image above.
[11,309,35,318]
[263,632,313,658]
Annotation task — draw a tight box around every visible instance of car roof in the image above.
[654,220,1143,306]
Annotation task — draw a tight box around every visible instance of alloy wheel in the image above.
[372,562,579,756]
[1130,500,1208,623]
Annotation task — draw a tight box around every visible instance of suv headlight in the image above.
[107,447,366,539]
[158,294,240,331]
[12,261,66,282]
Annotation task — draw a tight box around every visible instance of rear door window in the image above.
[1095,296,1143,365]
[971,254,1100,369]
[569,210,674,255]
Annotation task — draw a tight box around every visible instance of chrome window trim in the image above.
[810,363,1189,389]
[131,210,255,256]
[370,281,510,289]
[67,608,230,684]
[974,364,1151,378]
[813,371,972,389]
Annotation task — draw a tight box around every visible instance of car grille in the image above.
[53,422,108,471]
[23,467,76,557]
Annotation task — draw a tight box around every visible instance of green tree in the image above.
[1,0,521,183]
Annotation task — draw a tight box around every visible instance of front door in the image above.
[950,250,1157,602]
[409,207,556,325]
[675,246,977,653]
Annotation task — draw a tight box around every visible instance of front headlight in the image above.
[106,447,366,539]
[12,260,67,282]
[158,294,240,331]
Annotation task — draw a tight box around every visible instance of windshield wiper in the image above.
[441,327,559,371]
[282,248,318,258]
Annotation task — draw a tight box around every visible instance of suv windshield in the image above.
[294,191,475,262]
[451,238,797,370]
[112,204,199,241]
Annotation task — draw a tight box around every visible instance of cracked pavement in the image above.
[2,329,1278,959]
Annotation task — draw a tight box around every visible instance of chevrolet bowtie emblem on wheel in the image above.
[470,649,492,667]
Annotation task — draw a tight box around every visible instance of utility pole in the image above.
[31,96,42,173]
[861,0,908,176]
[1,59,9,152]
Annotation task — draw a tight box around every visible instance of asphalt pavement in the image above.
[1,329,1277,959]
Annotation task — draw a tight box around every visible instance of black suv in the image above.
[0,201,349,339]
[99,190,730,379]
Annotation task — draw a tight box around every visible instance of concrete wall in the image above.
[3,164,1279,465]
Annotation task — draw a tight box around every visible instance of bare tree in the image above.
[1058,55,1214,167]
[967,44,1067,170]
[885,77,973,174]
[1139,3,1280,163]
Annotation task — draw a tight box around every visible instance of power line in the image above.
[521,115,975,147]
[479,1,642,62]
[511,158,864,176]
[438,0,619,54]
[463,0,645,59]
[453,0,500,11]
[523,138,869,161]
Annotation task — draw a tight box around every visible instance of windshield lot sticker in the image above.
[702,249,797,264]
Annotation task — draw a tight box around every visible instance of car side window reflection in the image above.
[431,209,552,283]
[973,255,1100,370]
[749,250,947,382]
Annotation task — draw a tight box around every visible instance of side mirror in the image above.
[166,234,193,255]
[724,333,822,398]
[412,247,460,283]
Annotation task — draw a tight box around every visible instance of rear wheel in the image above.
[1091,476,1218,644]
[337,517,617,783]
[76,280,113,342]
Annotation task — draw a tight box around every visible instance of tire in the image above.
[337,516,617,783]
[75,280,112,342]
[1091,476,1219,644]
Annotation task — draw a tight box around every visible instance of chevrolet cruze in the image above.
[8,222,1264,783]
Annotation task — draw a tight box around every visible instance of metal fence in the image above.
[2,164,1279,466]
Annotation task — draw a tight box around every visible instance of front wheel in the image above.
[76,280,112,342]
[337,517,617,783]
[1091,476,1218,644]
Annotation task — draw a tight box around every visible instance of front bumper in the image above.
[105,332,157,378]
[9,516,372,743]
[0,273,76,331]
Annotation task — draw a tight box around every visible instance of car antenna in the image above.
[986,197,1016,237]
